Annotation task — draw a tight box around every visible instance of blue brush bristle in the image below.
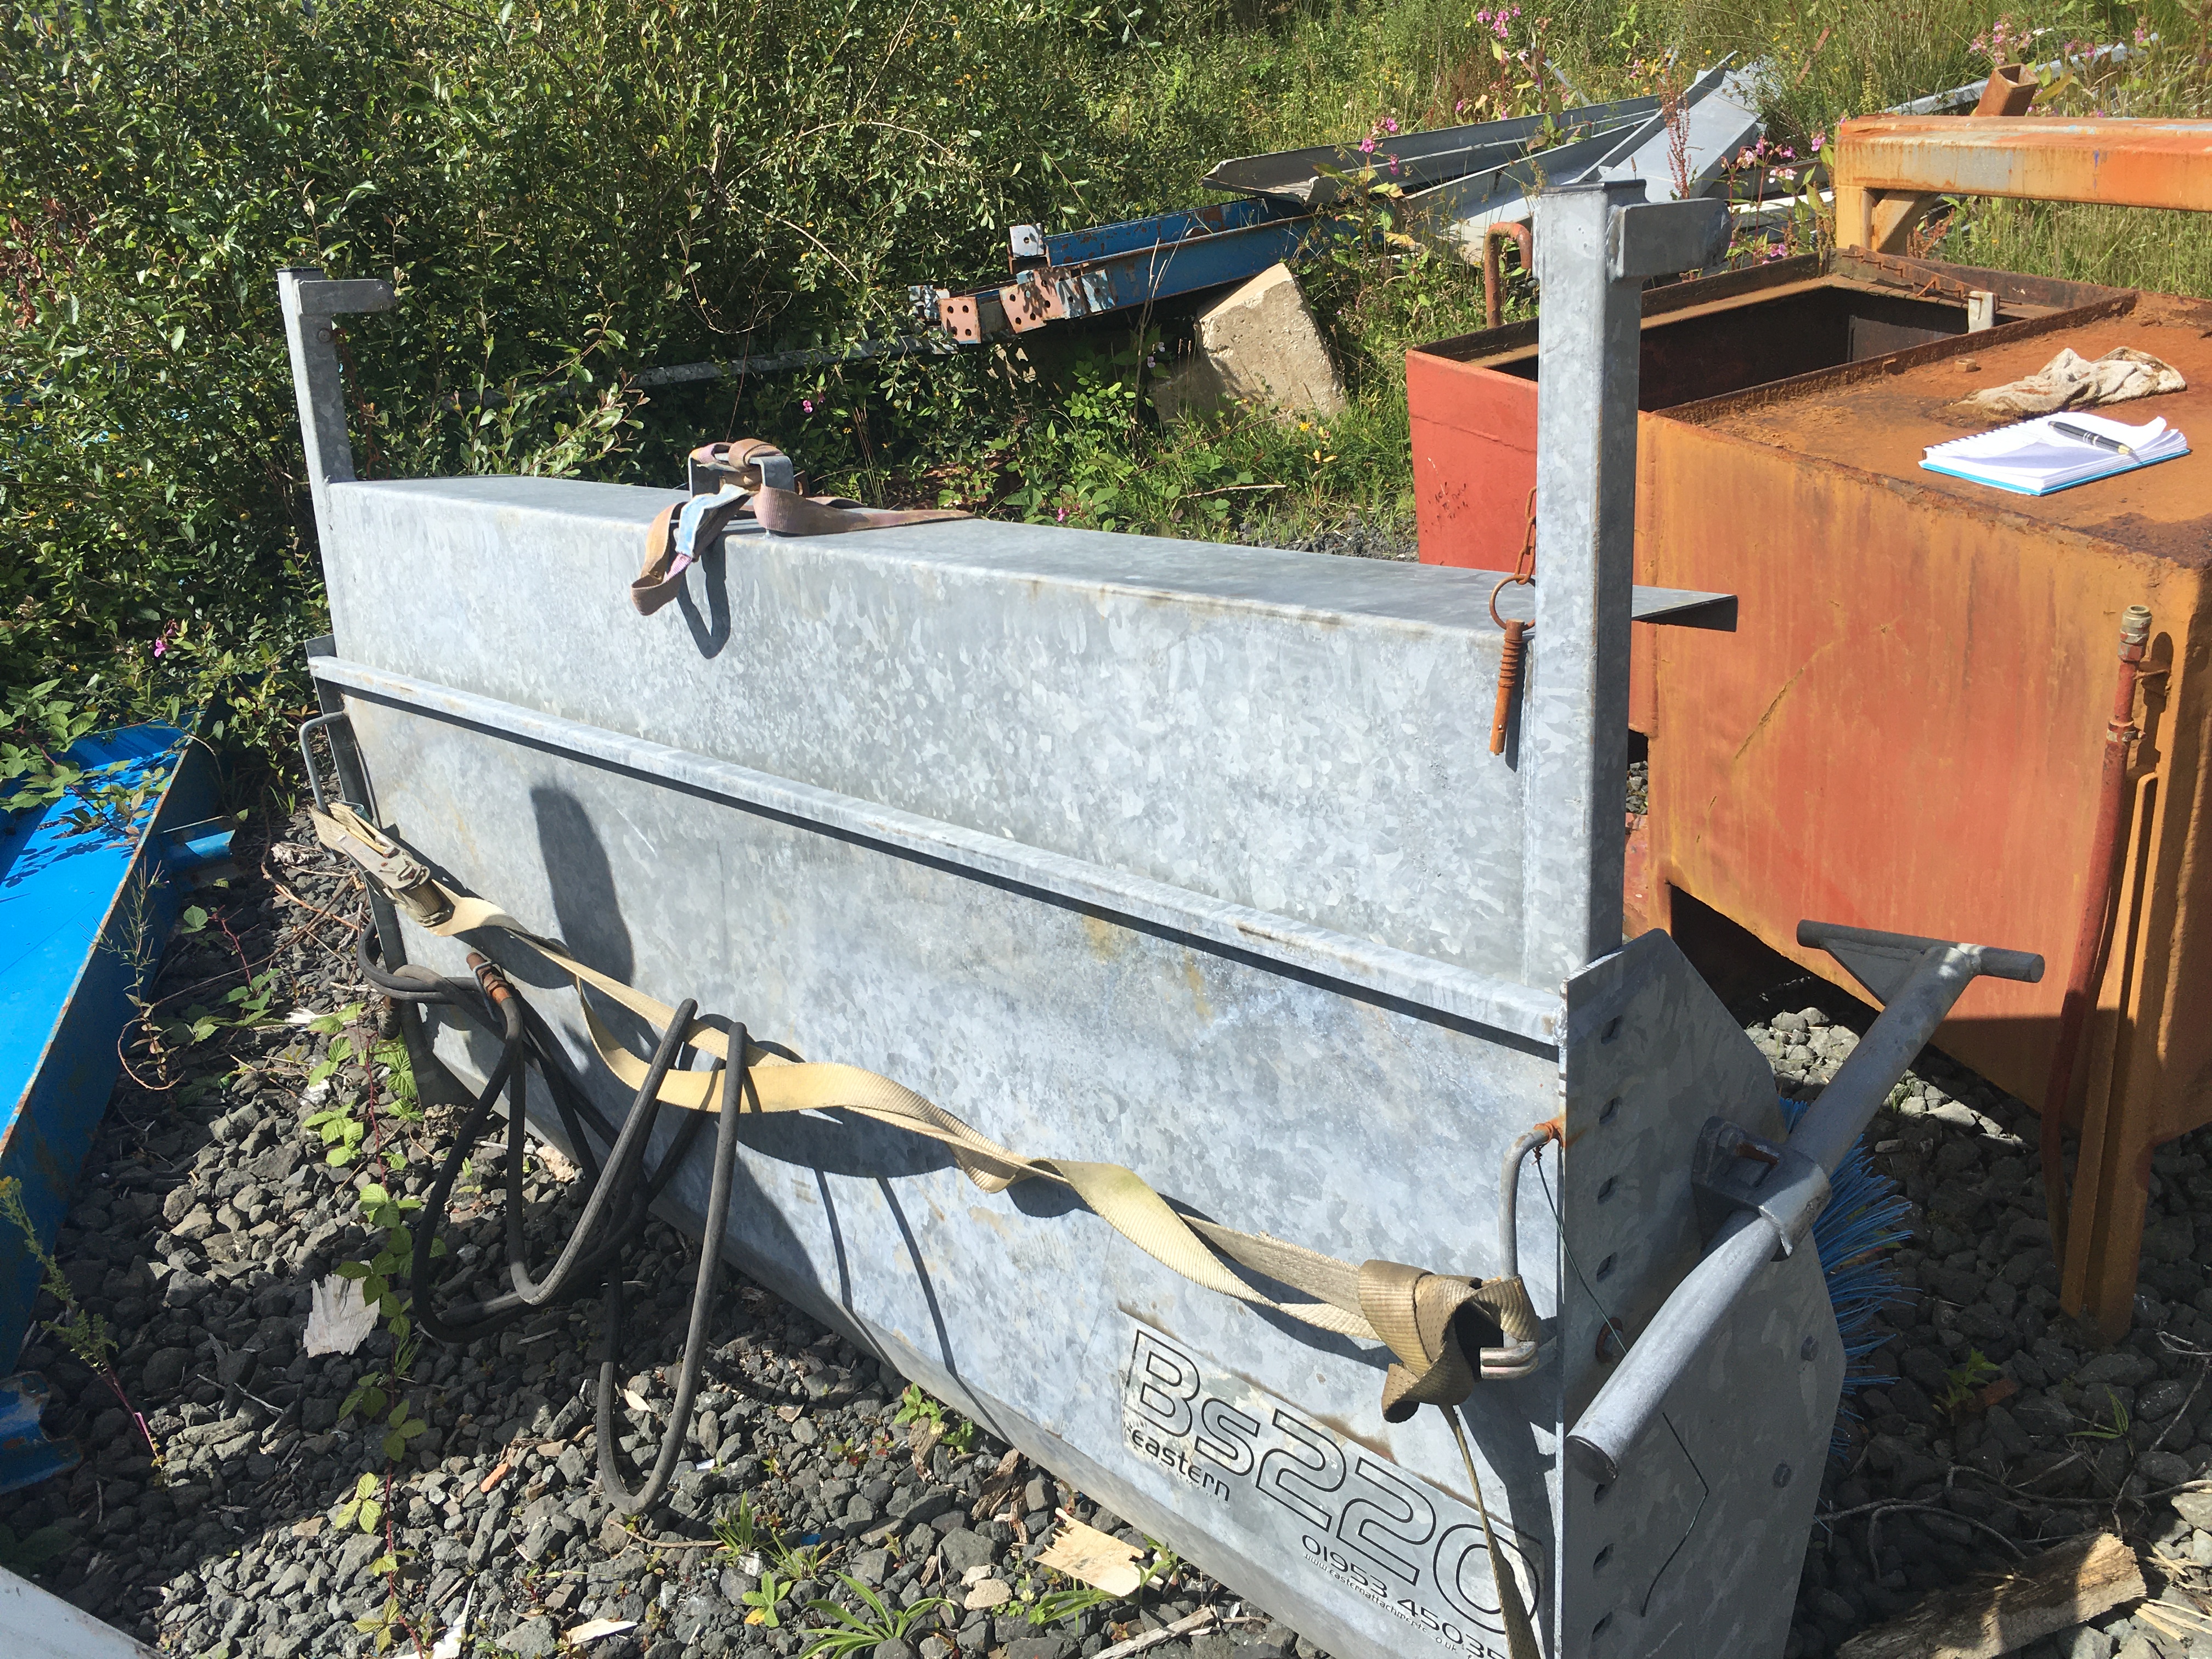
[1781,1096,1912,1458]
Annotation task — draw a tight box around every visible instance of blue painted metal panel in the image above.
[0,722,219,1368]
[0,1372,77,1496]
[1075,215,1335,312]
[1040,195,1307,267]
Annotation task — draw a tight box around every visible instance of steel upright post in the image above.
[276,266,394,551]
[1523,180,1646,985]
[1523,180,1730,986]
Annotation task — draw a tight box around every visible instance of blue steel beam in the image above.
[0,721,219,1372]
[1040,196,1310,267]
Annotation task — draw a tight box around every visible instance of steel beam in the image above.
[1522,183,1727,987]
[1836,117,2212,251]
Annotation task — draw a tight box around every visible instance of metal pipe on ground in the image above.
[2041,603,2154,1254]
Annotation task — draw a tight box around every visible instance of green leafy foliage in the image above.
[891,1385,945,1430]
[351,1579,419,1656]
[381,1400,430,1462]
[302,1103,370,1167]
[0,680,103,818]
[1026,1583,1117,1626]
[714,1492,771,1560]
[802,1574,949,1656]
[330,1170,442,1450]
[0,1175,115,1376]
[157,968,284,1053]
[1936,1348,2005,1415]
[302,1004,421,1161]
[335,1471,386,1536]
[742,1568,792,1629]
[2069,1385,2132,1442]
[772,1536,835,1581]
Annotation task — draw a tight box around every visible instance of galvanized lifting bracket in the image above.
[1690,1118,1830,1257]
[276,267,395,550]
[1566,918,2044,1484]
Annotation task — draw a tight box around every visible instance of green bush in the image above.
[0,0,1148,778]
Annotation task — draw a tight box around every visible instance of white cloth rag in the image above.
[1957,346,2187,418]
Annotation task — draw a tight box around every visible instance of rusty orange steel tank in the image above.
[1408,253,2209,1337]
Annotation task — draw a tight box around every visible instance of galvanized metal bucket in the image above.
[281,187,2029,1659]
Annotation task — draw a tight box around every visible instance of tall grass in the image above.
[1945,19,2212,297]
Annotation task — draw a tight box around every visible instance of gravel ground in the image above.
[1754,995,2212,1659]
[9,807,2212,1659]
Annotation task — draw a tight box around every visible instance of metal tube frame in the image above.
[1567,924,2043,1481]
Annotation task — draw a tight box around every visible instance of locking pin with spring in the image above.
[1488,490,1537,755]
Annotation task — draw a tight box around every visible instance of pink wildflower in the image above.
[1056,507,1067,522]
[802,398,814,413]
[1358,135,1377,154]
[151,622,178,658]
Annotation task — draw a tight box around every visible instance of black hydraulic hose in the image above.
[598,1036,742,1514]
[351,926,759,1514]
[407,978,707,1339]
[499,995,699,1310]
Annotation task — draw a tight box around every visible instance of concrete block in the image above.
[1152,262,1345,422]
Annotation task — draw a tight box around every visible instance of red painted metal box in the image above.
[1409,253,2211,1335]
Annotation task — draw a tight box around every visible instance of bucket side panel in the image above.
[323,481,1528,981]
[349,694,1567,1659]
[1553,933,1832,1659]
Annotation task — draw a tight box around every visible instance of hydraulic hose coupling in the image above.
[465,951,514,1007]
[2115,603,2153,732]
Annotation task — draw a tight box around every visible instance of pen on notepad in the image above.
[2049,420,2137,458]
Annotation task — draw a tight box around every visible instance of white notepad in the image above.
[1921,412,2190,496]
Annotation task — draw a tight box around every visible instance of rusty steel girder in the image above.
[1836,116,2212,251]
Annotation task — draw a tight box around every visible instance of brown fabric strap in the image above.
[629,491,759,616]
[634,437,969,611]
[749,483,969,537]
[320,819,1542,1474]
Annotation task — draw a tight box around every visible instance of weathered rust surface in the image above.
[1836,117,2212,234]
[1639,291,2212,1334]
[1408,255,2129,738]
[1668,292,2212,566]
[1409,254,2129,577]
